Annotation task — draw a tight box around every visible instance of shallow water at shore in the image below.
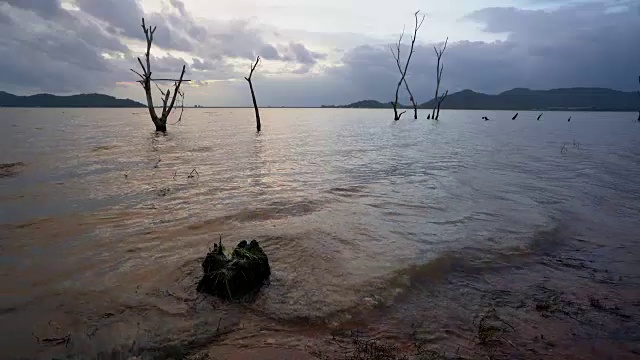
[1,108,639,358]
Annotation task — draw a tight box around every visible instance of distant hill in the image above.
[322,100,406,109]
[332,88,639,111]
[322,100,409,109]
[0,91,144,108]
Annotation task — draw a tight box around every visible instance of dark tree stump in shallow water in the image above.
[0,162,25,178]
[197,240,270,300]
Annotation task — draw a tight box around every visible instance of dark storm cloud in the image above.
[460,3,640,91]
[324,1,640,105]
[283,42,327,65]
[0,2,129,93]
[0,0,299,94]
[0,0,62,20]
[259,44,280,60]
[0,8,11,24]
[275,42,328,73]
[2,0,635,104]
[75,0,143,38]
[289,43,318,64]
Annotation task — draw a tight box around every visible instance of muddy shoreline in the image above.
[6,228,638,360]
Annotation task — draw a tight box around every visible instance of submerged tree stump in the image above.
[197,240,271,300]
[0,162,25,178]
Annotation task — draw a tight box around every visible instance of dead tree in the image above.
[130,18,189,132]
[431,37,448,120]
[435,90,448,119]
[390,11,425,121]
[245,56,261,132]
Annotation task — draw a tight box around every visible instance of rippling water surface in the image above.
[1,108,639,358]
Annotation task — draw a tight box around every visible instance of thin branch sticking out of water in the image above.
[188,169,199,179]
[169,87,185,125]
[561,144,568,153]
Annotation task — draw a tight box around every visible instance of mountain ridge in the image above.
[0,91,145,108]
[323,87,639,111]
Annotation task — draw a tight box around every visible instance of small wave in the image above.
[327,185,368,198]
[188,200,324,230]
[383,226,565,295]
[92,144,118,152]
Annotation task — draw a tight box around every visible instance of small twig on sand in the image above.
[188,169,199,179]
[86,327,99,339]
[33,332,71,347]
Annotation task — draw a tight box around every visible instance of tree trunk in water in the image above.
[435,90,448,120]
[155,123,167,132]
[248,81,261,132]
[392,102,405,121]
[431,92,438,119]
[132,19,189,134]
[431,65,439,120]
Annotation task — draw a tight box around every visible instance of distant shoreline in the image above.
[2,86,638,111]
[0,106,636,112]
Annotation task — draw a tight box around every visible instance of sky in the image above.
[0,0,638,106]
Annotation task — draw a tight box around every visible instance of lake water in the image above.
[1,108,639,359]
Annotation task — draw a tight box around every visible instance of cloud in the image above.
[0,1,129,93]
[0,0,637,107]
[169,0,188,17]
[317,1,640,105]
[283,42,327,65]
[191,58,216,71]
[74,0,143,38]
[259,44,280,60]
[0,0,289,94]
[0,0,62,20]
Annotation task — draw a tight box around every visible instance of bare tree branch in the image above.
[165,65,186,117]
[436,90,448,119]
[137,57,147,76]
[169,88,185,125]
[391,32,418,119]
[431,37,448,120]
[152,80,167,98]
[130,69,144,79]
[133,18,190,132]
[391,11,425,121]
